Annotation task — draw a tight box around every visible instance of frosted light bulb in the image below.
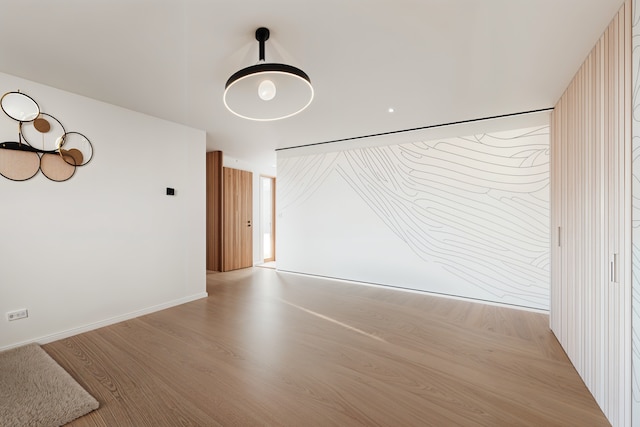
[258,79,276,101]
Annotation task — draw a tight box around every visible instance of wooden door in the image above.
[222,167,253,271]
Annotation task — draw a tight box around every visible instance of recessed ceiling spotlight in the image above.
[388,107,395,113]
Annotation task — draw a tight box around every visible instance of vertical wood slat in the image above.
[551,97,556,329]
[599,22,608,404]
[206,151,223,271]
[595,36,603,403]
[241,169,254,268]
[611,10,619,416]
[577,58,584,375]
[583,46,597,388]
[605,16,613,413]
[588,19,596,400]
[549,1,632,425]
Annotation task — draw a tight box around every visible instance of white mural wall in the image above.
[632,0,640,422]
[277,126,550,310]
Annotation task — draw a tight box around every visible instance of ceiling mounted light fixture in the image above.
[223,27,314,121]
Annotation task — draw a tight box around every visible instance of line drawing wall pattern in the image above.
[631,0,640,416]
[278,126,550,310]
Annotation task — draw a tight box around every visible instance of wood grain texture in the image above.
[206,151,223,271]
[550,1,632,425]
[222,167,253,271]
[43,268,608,426]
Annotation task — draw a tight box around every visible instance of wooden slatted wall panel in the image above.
[206,151,223,271]
[550,1,632,425]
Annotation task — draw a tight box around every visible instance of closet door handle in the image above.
[610,261,614,282]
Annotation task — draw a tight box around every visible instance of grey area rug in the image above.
[0,343,99,426]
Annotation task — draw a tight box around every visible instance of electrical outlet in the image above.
[7,309,28,321]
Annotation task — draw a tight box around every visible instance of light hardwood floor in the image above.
[43,268,609,426]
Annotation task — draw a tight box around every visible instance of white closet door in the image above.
[550,1,632,425]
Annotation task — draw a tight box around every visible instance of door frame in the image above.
[260,175,276,263]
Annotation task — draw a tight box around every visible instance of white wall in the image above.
[632,1,640,424]
[0,72,207,350]
[277,125,550,310]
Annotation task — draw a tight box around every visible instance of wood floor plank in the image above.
[42,267,609,426]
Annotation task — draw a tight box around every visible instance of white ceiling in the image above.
[0,0,624,171]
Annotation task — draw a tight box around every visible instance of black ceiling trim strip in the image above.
[275,107,554,152]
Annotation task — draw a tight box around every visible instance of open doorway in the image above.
[260,175,276,266]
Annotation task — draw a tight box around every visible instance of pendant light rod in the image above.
[256,27,270,61]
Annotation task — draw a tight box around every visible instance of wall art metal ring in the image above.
[0,90,93,182]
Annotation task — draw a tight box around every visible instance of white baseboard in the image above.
[0,292,208,352]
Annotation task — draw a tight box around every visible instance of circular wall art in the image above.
[0,142,40,181]
[0,92,40,122]
[0,90,93,182]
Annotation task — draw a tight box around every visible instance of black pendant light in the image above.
[223,27,314,121]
